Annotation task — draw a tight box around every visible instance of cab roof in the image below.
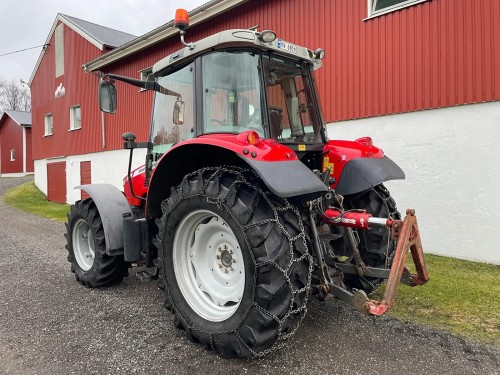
[153,29,322,75]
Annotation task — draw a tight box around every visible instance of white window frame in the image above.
[44,113,53,136]
[10,149,15,161]
[70,105,81,130]
[366,0,430,19]
[139,67,153,91]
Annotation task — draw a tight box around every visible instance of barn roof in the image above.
[83,0,249,73]
[0,110,32,127]
[60,14,137,49]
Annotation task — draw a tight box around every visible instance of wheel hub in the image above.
[173,210,245,322]
[72,218,95,271]
[217,244,235,271]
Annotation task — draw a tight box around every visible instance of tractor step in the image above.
[135,267,159,282]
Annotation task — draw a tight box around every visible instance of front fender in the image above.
[76,184,131,254]
[335,156,405,196]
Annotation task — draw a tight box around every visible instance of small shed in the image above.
[0,110,33,176]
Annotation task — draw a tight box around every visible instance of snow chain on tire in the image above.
[155,166,313,358]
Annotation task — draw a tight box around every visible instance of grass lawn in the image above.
[2,180,69,222]
[2,180,499,346]
[374,254,500,346]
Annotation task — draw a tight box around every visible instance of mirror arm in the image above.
[101,73,182,98]
[102,73,148,90]
[152,82,182,98]
[123,141,153,150]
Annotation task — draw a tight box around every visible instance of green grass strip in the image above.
[374,254,500,345]
[2,180,69,222]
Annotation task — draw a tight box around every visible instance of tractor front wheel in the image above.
[156,167,312,358]
[65,199,128,287]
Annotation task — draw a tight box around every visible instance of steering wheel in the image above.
[210,119,226,126]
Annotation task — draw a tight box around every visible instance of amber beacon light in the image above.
[174,9,190,30]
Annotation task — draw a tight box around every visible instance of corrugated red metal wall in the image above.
[102,0,500,141]
[0,118,24,173]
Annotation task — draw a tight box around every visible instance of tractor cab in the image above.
[147,27,328,164]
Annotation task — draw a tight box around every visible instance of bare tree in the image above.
[0,77,31,112]
[0,77,5,115]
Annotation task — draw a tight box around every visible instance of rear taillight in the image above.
[246,131,260,146]
[355,136,373,147]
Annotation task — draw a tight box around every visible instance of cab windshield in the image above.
[150,63,195,155]
[201,51,265,137]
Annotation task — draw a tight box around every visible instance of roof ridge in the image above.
[60,13,137,38]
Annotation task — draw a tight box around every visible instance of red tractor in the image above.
[65,10,428,358]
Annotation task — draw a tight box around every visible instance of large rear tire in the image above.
[336,184,400,293]
[65,199,128,288]
[156,167,312,358]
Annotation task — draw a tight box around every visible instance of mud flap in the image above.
[335,156,405,196]
[241,158,328,200]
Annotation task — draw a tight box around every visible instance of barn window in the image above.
[10,149,15,161]
[44,114,53,136]
[70,105,81,130]
[368,0,429,18]
[139,67,153,91]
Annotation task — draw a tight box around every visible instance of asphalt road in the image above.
[0,176,499,375]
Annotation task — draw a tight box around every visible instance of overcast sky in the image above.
[0,0,208,84]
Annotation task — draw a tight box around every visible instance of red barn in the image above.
[29,13,137,203]
[0,110,33,176]
[30,0,500,263]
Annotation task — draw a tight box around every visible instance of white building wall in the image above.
[327,101,500,265]
[34,148,147,204]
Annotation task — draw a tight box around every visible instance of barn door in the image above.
[47,162,67,203]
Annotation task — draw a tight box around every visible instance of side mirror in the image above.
[173,100,185,125]
[99,80,117,114]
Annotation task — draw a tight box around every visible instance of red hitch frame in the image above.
[322,208,429,315]
[365,209,429,315]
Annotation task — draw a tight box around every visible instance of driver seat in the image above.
[269,106,283,139]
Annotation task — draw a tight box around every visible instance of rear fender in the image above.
[145,141,327,218]
[76,184,131,255]
[335,156,405,196]
[323,139,405,196]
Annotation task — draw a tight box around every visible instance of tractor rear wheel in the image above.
[65,199,128,287]
[156,167,312,358]
[337,184,400,294]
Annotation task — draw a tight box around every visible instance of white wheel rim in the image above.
[173,209,245,322]
[72,218,95,271]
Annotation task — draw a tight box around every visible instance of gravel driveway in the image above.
[0,176,499,375]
